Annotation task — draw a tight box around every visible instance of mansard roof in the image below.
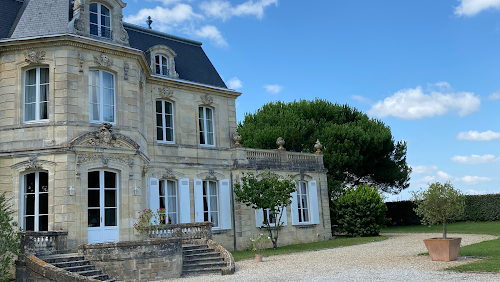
[0,0,24,39]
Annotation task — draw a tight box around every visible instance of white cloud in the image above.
[351,95,372,104]
[368,84,481,119]
[451,154,500,164]
[465,189,488,195]
[200,0,278,21]
[459,175,493,185]
[489,92,500,100]
[193,25,228,47]
[411,165,439,174]
[457,130,500,141]
[455,0,500,17]
[124,4,203,32]
[228,77,243,89]
[411,165,493,186]
[264,84,283,94]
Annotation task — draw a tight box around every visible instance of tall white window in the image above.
[23,172,49,231]
[155,55,169,76]
[297,182,309,223]
[24,67,49,122]
[90,3,112,38]
[160,180,178,224]
[199,107,214,146]
[89,70,115,123]
[263,208,276,226]
[156,101,174,143]
[203,180,218,228]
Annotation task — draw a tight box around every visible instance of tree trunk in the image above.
[443,220,447,239]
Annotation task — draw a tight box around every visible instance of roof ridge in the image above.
[123,22,202,47]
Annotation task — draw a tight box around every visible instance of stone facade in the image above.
[0,0,331,254]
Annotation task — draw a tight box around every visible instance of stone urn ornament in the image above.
[314,139,323,154]
[233,132,242,147]
[276,137,285,151]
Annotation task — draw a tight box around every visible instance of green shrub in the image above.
[337,184,387,237]
[0,192,21,282]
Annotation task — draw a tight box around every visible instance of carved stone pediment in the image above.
[196,170,225,180]
[200,94,213,105]
[94,53,113,68]
[158,87,174,99]
[25,50,46,64]
[69,123,140,150]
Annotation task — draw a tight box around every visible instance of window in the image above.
[159,180,178,224]
[202,180,218,228]
[24,67,49,122]
[156,101,174,143]
[199,107,214,146]
[90,3,112,38]
[296,182,309,223]
[89,70,115,123]
[263,208,276,226]
[155,55,169,76]
[23,172,49,231]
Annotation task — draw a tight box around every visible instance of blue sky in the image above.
[124,0,500,200]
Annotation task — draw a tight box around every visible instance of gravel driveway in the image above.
[166,233,499,282]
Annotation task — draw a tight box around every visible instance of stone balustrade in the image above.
[148,221,213,243]
[232,147,326,171]
[20,231,68,257]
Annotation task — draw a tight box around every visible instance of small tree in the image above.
[0,192,22,282]
[234,171,296,249]
[411,182,466,239]
[337,184,387,237]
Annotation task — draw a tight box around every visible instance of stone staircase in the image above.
[182,244,227,276]
[39,253,115,281]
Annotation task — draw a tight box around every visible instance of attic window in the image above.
[90,3,112,39]
[155,55,169,76]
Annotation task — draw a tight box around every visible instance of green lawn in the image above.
[382,221,500,272]
[231,236,388,262]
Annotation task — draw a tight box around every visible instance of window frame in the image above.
[22,171,49,232]
[156,100,175,144]
[154,55,169,76]
[159,179,178,224]
[89,2,112,39]
[263,208,277,227]
[89,70,116,124]
[24,67,49,123]
[296,181,310,224]
[198,106,215,147]
[202,180,219,229]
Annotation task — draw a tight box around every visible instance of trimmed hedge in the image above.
[386,194,500,226]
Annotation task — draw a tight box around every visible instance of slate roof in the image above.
[0,0,24,39]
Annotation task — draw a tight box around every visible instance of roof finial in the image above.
[146,16,153,29]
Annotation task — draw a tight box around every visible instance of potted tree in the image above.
[411,181,466,261]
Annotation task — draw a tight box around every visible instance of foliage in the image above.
[133,208,167,234]
[411,182,466,239]
[231,236,388,262]
[237,99,411,195]
[336,184,387,237]
[247,234,271,254]
[385,201,421,226]
[0,192,21,282]
[234,170,296,249]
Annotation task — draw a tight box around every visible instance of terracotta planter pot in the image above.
[255,254,263,262]
[423,237,462,261]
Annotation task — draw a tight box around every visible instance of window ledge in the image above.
[294,224,315,228]
[212,229,225,234]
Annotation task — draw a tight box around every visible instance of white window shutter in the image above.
[279,207,287,226]
[308,180,320,224]
[291,191,299,225]
[148,178,160,224]
[179,178,191,224]
[219,179,232,230]
[194,179,204,222]
[255,209,264,227]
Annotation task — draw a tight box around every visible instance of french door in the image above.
[87,170,119,244]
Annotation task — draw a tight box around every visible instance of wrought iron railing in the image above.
[90,25,112,39]
[155,66,169,76]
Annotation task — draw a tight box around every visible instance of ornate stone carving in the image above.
[25,156,42,170]
[276,137,286,151]
[196,170,225,180]
[74,18,85,34]
[77,154,130,165]
[232,132,242,147]
[314,139,323,154]
[201,94,213,105]
[142,163,149,176]
[87,123,119,148]
[124,61,129,80]
[78,53,84,72]
[139,70,146,88]
[102,156,109,167]
[93,52,113,68]
[159,87,173,99]
[25,50,46,64]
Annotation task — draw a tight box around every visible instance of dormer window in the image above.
[155,55,169,76]
[90,3,112,39]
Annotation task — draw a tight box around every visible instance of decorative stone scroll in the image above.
[196,170,225,180]
[124,61,129,80]
[158,87,174,99]
[201,94,213,105]
[25,156,42,170]
[276,137,285,151]
[117,15,130,46]
[87,123,118,148]
[25,50,46,64]
[158,168,185,180]
[93,52,113,68]
[79,53,84,72]
[139,70,146,88]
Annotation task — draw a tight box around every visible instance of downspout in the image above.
[230,172,236,251]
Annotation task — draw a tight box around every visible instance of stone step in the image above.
[183,251,221,260]
[182,244,208,251]
[89,274,112,281]
[182,261,227,270]
[42,254,85,264]
[61,264,96,273]
[51,260,91,268]
[75,269,103,277]
[183,248,215,255]
[182,266,224,276]
[183,256,224,265]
